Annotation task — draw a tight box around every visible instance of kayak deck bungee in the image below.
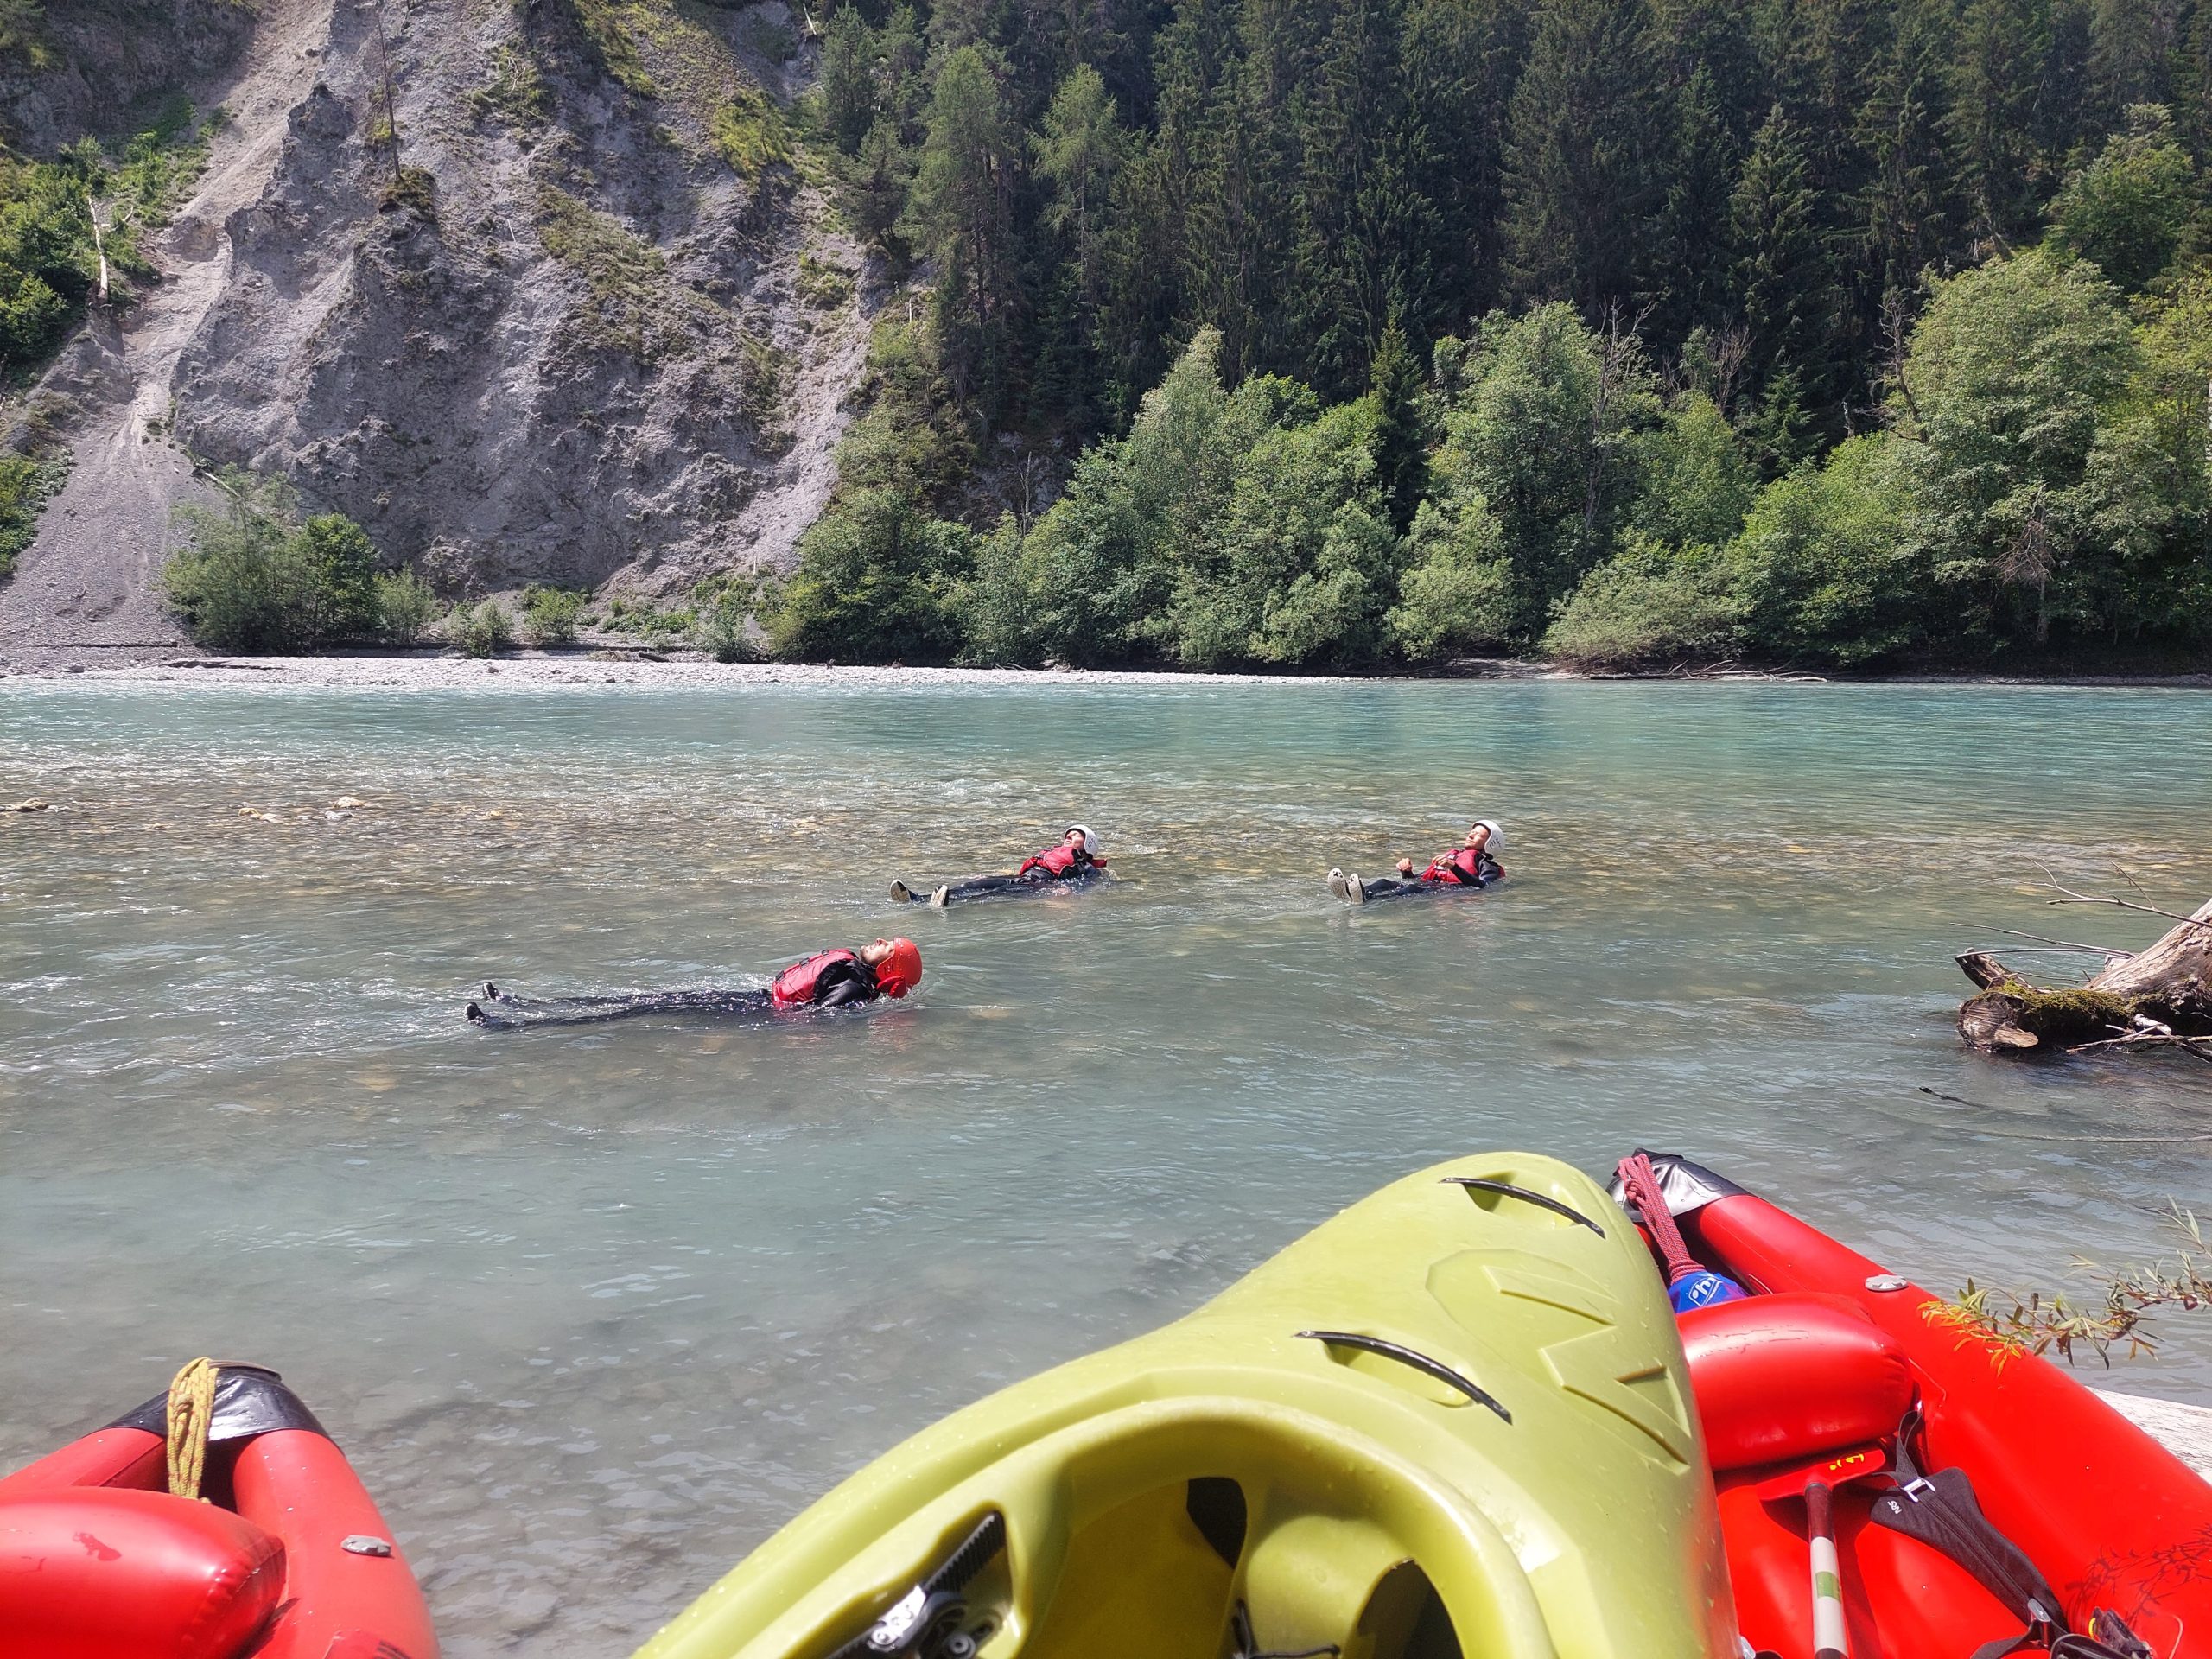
[0,1361,438,1659]
[1617,1152,2212,1659]
[636,1154,1738,1659]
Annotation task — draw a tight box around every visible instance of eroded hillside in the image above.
[0,0,872,652]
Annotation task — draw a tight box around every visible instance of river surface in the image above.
[5,677,2210,1656]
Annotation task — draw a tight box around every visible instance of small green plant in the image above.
[0,104,212,372]
[381,165,437,218]
[601,594,696,639]
[469,43,549,130]
[1929,1201,2212,1366]
[455,598,515,657]
[521,582,586,646]
[712,83,791,180]
[0,0,54,71]
[691,574,760,661]
[795,251,854,309]
[0,451,69,580]
[570,0,655,96]
[162,468,381,652]
[375,566,440,646]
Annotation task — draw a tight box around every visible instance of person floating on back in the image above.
[892,824,1109,908]
[465,937,923,1029]
[1328,820,1503,906]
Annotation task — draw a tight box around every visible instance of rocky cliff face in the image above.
[176,0,873,595]
[0,0,872,650]
[0,0,256,151]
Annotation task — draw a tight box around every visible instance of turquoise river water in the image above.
[4,677,2211,1656]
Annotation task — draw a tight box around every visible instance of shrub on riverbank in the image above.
[162,471,385,652]
[521,584,584,646]
[375,567,440,646]
[692,575,762,661]
[454,600,514,657]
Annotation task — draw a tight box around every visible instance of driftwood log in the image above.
[1957,895,2212,1056]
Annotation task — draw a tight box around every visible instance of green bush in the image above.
[455,599,514,657]
[1726,436,1919,664]
[0,110,209,373]
[520,583,585,646]
[691,575,762,662]
[1169,397,1396,669]
[375,566,440,646]
[2048,106,2196,292]
[1628,393,1757,550]
[713,83,791,180]
[768,486,970,661]
[601,594,696,638]
[162,470,379,652]
[1542,537,1745,667]
[1388,491,1514,661]
[976,331,1292,665]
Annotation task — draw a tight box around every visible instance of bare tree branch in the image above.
[2037,866,2212,931]
[1999,929,2135,955]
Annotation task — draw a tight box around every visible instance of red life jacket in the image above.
[770,948,865,1009]
[1423,847,1484,885]
[1020,843,1102,878]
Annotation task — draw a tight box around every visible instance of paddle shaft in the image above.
[1805,1478,1848,1659]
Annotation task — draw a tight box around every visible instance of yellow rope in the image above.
[165,1357,219,1502]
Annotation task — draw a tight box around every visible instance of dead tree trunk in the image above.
[1957,896,2212,1055]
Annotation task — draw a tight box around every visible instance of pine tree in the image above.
[1037,66,1128,311]
[902,47,1022,408]
[1946,0,2055,246]
[1401,0,1531,334]
[1759,0,1883,200]
[1367,312,1428,531]
[1851,0,1958,325]
[1096,0,1243,404]
[1731,104,1842,443]
[2090,0,2182,118]
[1652,65,1744,345]
[1182,72,1296,380]
[817,7,878,155]
[1652,0,1768,142]
[1292,0,1436,396]
[1501,0,1666,315]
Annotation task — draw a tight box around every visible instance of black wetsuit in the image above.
[1360,854,1501,899]
[467,958,878,1029]
[911,852,1106,903]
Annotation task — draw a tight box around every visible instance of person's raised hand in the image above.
[1396,858,1414,876]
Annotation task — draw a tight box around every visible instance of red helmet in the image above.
[874,937,923,998]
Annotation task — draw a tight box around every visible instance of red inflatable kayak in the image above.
[1617,1153,2212,1659]
[0,1361,437,1659]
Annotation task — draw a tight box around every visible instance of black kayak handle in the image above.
[1440,1177,1605,1236]
[1296,1331,1511,1423]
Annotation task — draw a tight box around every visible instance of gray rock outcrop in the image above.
[0,0,873,650]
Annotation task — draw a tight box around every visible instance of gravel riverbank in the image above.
[0,649,1382,690]
[4,646,2208,690]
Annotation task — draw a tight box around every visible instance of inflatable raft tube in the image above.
[0,1363,438,1659]
[1618,1153,2212,1659]
[634,1153,1739,1659]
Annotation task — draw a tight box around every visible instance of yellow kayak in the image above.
[636,1154,1738,1659]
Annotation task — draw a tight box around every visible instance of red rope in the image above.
[1618,1153,1701,1285]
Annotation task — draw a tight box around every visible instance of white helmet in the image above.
[1065,823,1100,856]
[1472,818,1503,852]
